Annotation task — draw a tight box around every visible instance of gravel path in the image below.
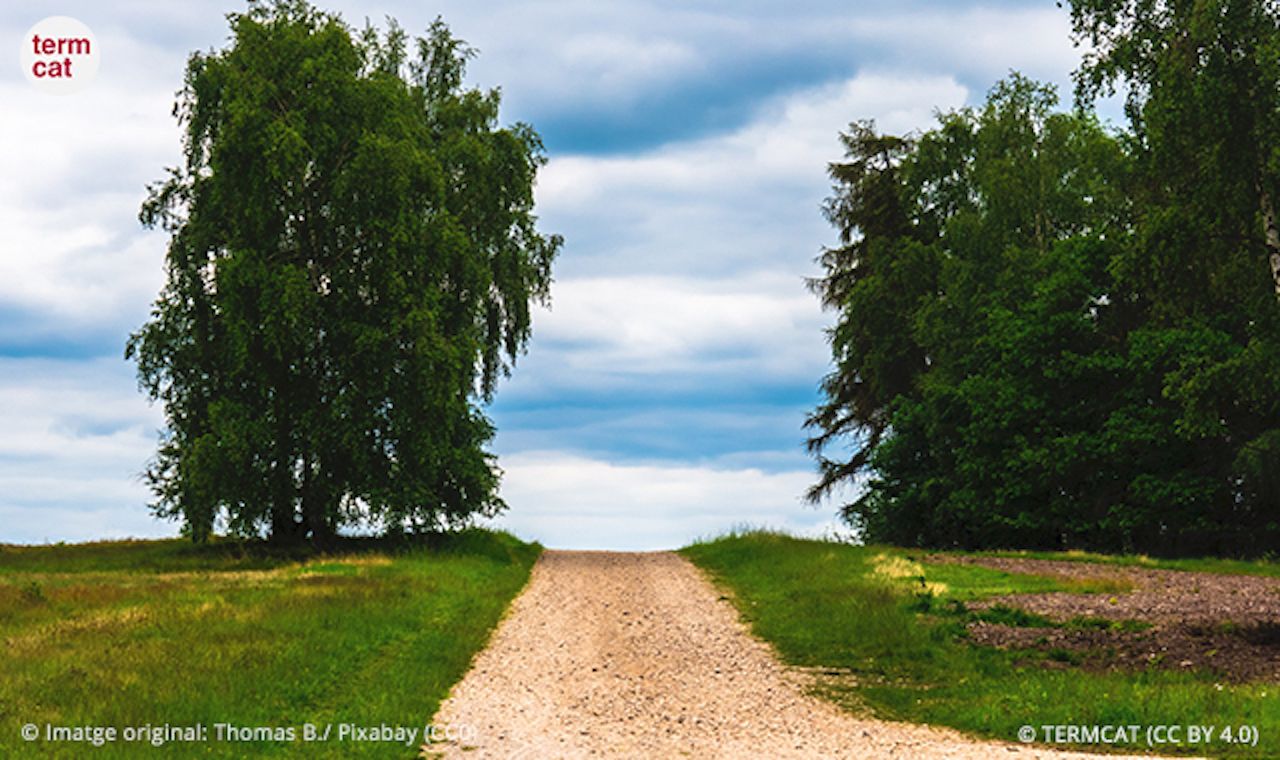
[428,551,1159,759]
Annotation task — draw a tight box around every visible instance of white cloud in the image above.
[0,505,174,544]
[527,272,825,382]
[497,72,964,402]
[538,72,967,212]
[434,1,741,114]
[488,450,833,550]
[529,70,966,294]
[839,7,1080,85]
[556,33,701,103]
[735,72,970,175]
[428,1,1085,129]
[0,19,185,337]
[0,357,167,544]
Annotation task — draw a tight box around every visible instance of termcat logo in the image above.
[20,16,99,94]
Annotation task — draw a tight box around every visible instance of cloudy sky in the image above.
[0,0,1114,549]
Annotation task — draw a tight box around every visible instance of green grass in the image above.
[0,529,539,758]
[682,530,1277,758]
[908,554,1134,598]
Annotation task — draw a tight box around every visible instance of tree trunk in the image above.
[301,452,335,549]
[269,378,302,545]
[1261,186,1280,295]
[270,509,303,545]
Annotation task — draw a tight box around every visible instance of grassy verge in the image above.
[0,528,539,758]
[682,531,1276,758]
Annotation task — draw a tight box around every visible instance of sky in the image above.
[0,1,1118,549]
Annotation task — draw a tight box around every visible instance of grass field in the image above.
[0,529,539,758]
[682,531,1278,759]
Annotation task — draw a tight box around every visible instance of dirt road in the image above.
[429,551,1161,759]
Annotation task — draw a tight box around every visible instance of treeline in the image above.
[808,1,1280,556]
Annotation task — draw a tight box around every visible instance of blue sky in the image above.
[0,1,1113,549]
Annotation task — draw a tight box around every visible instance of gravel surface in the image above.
[428,551,1158,759]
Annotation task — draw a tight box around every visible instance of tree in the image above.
[1068,0,1280,296]
[1068,0,1280,551]
[805,122,930,504]
[811,61,1280,555]
[127,0,560,545]
[812,76,1174,551]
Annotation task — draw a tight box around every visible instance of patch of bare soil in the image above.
[929,556,1280,682]
[428,551,1151,759]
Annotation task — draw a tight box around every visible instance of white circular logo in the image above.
[20,16,99,94]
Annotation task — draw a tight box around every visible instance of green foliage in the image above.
[127,1,560,544]
[810,13,1280,555]
[1071,0,1280,550]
